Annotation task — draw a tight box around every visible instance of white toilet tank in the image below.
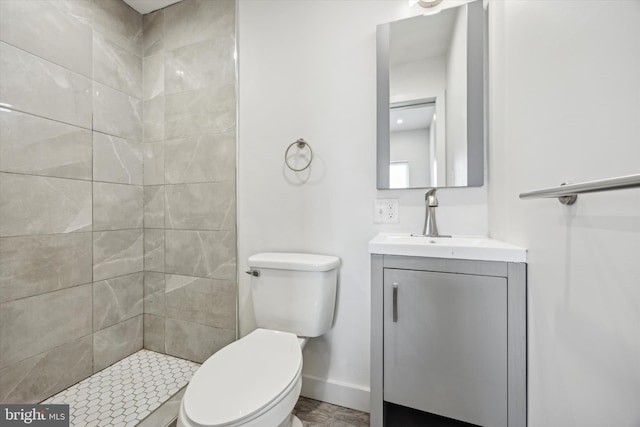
[248,252,340,337]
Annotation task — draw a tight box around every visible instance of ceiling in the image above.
[122,0,184,15]
[390,103,435,132]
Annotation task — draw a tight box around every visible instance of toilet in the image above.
[178,252,340,427]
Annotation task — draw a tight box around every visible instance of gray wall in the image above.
[0,0,237,404]
[141,0,237,363]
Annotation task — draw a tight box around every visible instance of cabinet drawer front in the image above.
[383,268,508,427]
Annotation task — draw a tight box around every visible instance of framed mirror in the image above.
[376,0,485,189]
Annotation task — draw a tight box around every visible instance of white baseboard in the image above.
[300,374,370,413]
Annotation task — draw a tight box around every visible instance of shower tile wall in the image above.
[142,0,237,363]
[0,0,144,404]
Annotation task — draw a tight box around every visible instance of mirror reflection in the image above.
[389,100,438,189]
[377,0,484,189]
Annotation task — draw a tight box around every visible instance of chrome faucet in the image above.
[413,188,450,238]
[422,188,439,236]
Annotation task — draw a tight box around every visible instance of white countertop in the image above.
[369,233,527,263]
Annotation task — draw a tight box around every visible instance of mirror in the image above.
[377,0,485,189]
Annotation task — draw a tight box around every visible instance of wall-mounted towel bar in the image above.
[519,173,640,205]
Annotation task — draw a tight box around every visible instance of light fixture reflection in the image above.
[418,0,443,8]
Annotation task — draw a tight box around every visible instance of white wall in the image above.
[488,1,640,425]
[238,0,485,412]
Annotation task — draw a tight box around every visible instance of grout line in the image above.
[0,105,143,143]
[0,271,146,306]
[93,79,144,105]
[0,39,93,80]
[0,105,92,133]
[2,326,95,375]
[0,170,146,186]
[158,315,236,332]
[0,229,142,240]
[92,127,143,144]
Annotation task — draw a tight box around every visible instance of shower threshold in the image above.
[42,349,199,427]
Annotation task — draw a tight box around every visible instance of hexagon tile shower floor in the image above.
[43,350,199,426]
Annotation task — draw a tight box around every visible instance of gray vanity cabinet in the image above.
[371,255,526,427]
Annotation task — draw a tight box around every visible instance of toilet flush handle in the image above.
[245,269,260,277]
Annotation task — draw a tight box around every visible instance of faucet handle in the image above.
[425,188,438,207]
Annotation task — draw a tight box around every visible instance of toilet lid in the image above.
[183,329,302,427]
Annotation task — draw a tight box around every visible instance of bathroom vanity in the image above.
[370,234,527,427]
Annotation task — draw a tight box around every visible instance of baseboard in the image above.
[300,374,370,413]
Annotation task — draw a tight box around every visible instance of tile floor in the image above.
[294,396,370,427]
[42,350,199,427]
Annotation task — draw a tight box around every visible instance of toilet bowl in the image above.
[178,253,340,427]
[178,329,306,427]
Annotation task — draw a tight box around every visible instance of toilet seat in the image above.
[180,329,303,427]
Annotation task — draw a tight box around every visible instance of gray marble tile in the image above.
[143,10,164,58]
[93,82,143,141]
[93,132,143,185]
[0,284,92,368]
[144,141,165,185]
[93,229,144,282]
[0,0,92,77]
[0,232,92,304]
[143,95,165,143]
[165,132,235,184]
[144,229,165,273]
[143,314,165,354]
[165,230,236,280]
[0,335,92,404]
[165,318,234,363]
[144,54,164,101]
[0,173,92,237]
[93,182,143,231]
[92,0,142,57]
[165,37,235,95]
[93,32,143,99]
[144,272,165,316]
[93,272,144,331]
[0,42,92,129]
[164,0,235,52]
[165,85,236,139]
[165,274,235,330]
[144,185,165,229]
[165,182,235,231]
[93,315,143,372]
[0,109,92,180]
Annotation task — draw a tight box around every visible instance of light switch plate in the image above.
[374,199,399,224]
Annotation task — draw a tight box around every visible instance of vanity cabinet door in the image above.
[383,268,508,427]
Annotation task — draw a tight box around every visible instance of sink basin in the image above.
[368,233,526,262]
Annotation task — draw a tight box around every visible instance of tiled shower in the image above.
[0,0,237,408]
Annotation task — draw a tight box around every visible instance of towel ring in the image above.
[284,138,313,172]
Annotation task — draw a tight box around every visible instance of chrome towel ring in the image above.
[284,138,313,172]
